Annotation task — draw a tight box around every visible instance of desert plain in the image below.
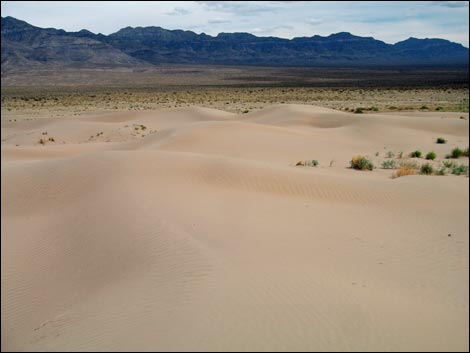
[1,66,469,351]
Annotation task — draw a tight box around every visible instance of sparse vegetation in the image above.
[443,160,457,168]
[386,151,395,158]
[409,150,422,158]
[295,160,319,167]
[451,164,469,175]
[392,164,418,178]
[381,160,397,169]
[426,151,436,160]
[354,107,364,114]
[350,155,374,171]
[399,160,420,169]
[420,163,434,175]
[435,167,447,176]
[447,147,464,159]
[436,137,447,144]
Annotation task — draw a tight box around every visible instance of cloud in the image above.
[306,19,324,26]
[195,1,288,15]
[208,18,231,25]
[166,7,191,16]
[432,1,469,8]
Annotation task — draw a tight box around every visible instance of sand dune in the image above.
[1,105,469,351]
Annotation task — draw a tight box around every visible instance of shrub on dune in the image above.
[381,160,397,169]
[447,147,464,159]
[350,155,374,171]
[420,163,434,175]
[425,151,436,160]
[392,161,419,178]
[451,164,469,175]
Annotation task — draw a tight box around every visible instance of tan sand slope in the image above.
[1,105,469,351]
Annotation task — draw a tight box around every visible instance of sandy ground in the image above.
[1,105,469,351]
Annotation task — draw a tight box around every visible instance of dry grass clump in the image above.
[392,161,419,178]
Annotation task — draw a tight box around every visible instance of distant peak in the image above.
[328,32,355,39]
[217,32,257,39]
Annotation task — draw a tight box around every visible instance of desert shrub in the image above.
[370,106,379,111]
[382,160,397,169]
[375,152,379,156]
[397,151,404,159]
[420,105,429,110]
[296,160,319,167]
[442,160,456,168]
[436,137,447,144]
[354,108,364,114]
[386,151,395,158]
[420,163,434,175]
[350,155,374,171]
[48,137,55,142]
[409,150,422,158]
[38,138,45,145]
[242,109,249,114]
[447,147,464,159]
[463,148,469,157]
[435,167,447,176]
[435,106,443,111]
[451,164,469,175]
[426,151,436,160]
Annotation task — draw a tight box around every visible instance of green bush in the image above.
[311,160,319,167]
[436,137,447,144]
[420,163,434,175]
[463,148,469,157]
[447,147,464,159]
[426,151,436,160]
[451,164,468,175]
[381,160,397,169]
[409,150,422,158]
[350,155,374,171]
[442,160,457,169]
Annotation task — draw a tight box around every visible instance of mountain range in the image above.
[1,16,469,68]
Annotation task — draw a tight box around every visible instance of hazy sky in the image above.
[2,1,469,46]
